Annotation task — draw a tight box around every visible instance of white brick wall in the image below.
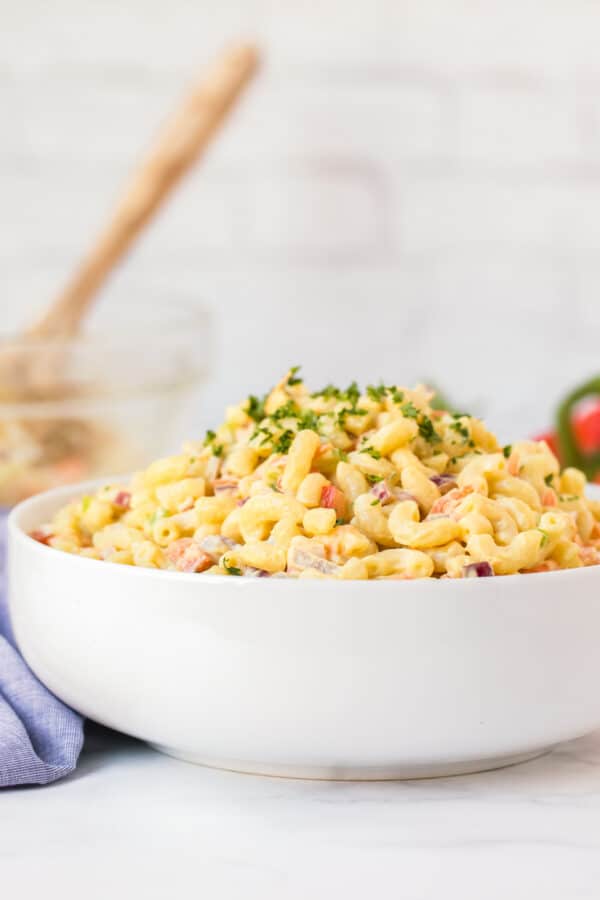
[2,0,600,444]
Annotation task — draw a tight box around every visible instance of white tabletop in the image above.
[4,726,600,899]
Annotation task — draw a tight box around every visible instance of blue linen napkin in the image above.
[0,511,84,787]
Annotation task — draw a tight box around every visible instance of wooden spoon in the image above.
[0,41,259,403]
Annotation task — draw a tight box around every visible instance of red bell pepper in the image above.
[534,377,600,482]
[320,484,347,520]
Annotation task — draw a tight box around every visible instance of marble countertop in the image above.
[4,726,600,899]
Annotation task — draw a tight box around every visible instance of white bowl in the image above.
[8,480,600,780]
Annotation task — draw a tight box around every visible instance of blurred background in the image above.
[3,0,600,448]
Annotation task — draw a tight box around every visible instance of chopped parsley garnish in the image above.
[450,420,470,440]
[245,395,266,423]
[418,415,442,445]
[223,557,242,576]
[311,379,404,409]
[400,401,419,419]
[544,473,554,486]
[366,383,405,404]
[311,383,343,400]
[335,517,345,526]
[271,400,298,421]
[366,474,383,484]
[287,366,303,386]
[337,405,368,427]
[559,494,580,502]
[298,409,320,431]
[367,384,387,401]
[203,429,223,456]
[360,445,382,459]
[502,445,512,459]
[538,528,549,547]
[274,429,295,454]
[311,379,382,423]
[370,498,381,506]
[345,381,360,406]
[336,449,349,462]
[81,495,91,512]
[263,399,321,435]
[250,426,274,446]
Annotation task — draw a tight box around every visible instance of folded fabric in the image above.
[0,511,84,787]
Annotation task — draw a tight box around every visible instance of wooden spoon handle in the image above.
[27,42,259,339]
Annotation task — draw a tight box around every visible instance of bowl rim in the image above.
[9,477,600,590]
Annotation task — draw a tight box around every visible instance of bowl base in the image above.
[149,744,552,781]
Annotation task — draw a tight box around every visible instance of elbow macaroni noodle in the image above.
[33,370,600,580]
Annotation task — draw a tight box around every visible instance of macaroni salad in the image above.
[33,370,600,579]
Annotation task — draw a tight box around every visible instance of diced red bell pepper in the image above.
[573,403,600,454]
[30,529,53,545]
[166,538,213,573]
[534,401,600,465]
[113,491,131,509]
[320,484,347,520]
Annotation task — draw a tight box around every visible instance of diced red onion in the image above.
[113,490,131,509]
[430,474,458,495]
[245,567,272,578]
[370,482,416,505]
[463,561,494,578]
[198,535,239,561]
[370,481,393,503]
[213,478,239,495]
[288,546,339,576]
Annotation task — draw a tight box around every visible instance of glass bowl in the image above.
[0,301,212,507]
